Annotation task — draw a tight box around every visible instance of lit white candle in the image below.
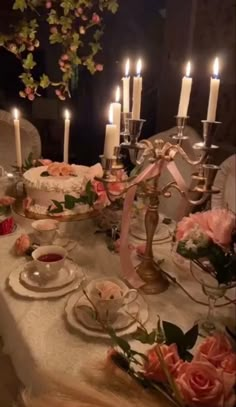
[63,109,70,163]
[207,57,220,122]
[13,108,22,169]
[122,59,130,113]
[111,86,121,146]
[103,105,117,159]
[132,59,142,119]
[177,61,192,117]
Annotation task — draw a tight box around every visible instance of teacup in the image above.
[83,278,138,323]
[32,219,59,245]
[32,245,67,281]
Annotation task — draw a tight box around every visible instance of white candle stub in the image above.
[132,59,142,120]
[13,108,22,169]
[207,57,220,122]
[103,105,117,159]
[63,109,71,163]
[111,86,121,147]
[177,61,192,117]
[122,59,130,113]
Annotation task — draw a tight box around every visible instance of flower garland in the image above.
[0,0,118,100]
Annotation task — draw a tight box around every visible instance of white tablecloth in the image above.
[0,218,234,391]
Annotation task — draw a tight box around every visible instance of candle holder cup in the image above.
[121,112,132,143]
[173,116,189,142]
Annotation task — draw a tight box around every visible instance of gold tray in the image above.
[12,199,99,222]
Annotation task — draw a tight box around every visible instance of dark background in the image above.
[0,0,235,165]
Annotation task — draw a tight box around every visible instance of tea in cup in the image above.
[84,278,138,323]
[32,245,67,281]
[31,219,59,244]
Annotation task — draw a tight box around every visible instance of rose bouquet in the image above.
[175,209,236,285]
[106,318,236,407]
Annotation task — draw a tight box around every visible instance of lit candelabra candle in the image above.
[111,86,121,146]
[132,59,142,120]
[63,109,71,163]
[207,57,220,122]
[103,105,117,159]
[122,59,130,113]
[13,108,22,169]
[177,61,192,117]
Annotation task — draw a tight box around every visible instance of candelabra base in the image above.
[136,258,169,294]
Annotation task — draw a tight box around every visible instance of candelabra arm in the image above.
[161,181,211,207]
[164,144,207,166]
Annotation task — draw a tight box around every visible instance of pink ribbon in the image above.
[119,160,188,288]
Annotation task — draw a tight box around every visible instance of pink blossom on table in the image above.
[113,238,134,253]
[95,63,103,72]
[23,197,34,211]
[15,234,31,256]
[176,360,235,407]
[0,196,16,207]
[194,333,232,368]
[144,343,183,383]
[92,180,110,208]
[136,244,146,256]
[92,13,101,24]
[95,281,122,300]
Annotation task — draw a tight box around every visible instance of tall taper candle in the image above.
[111,86,121,146]
[207,57,220,122]
[122,59,130,113]
[132,59,142,119]
[103,105,117,159]
[177,61,192,117]
[63,109,70,163]
[13,108,22,169]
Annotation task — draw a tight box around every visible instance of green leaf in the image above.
[23,53,36,70]
[64,194,78,209]
[40,74,50,89]
[13,0,27,12]
[40,171,49,177]
[132,327,157,345]
[184,324,198,350]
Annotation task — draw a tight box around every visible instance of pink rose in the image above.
[220,352,236,375]
[176,361,235,407]
[37,159,52,166]
[92,13,100,24]
[175,216,196,241]
[95,281,122,300]
[47,162,61,177]
[144,343,183,383]
[92,180,110,208]
[194,333,232,367]
[47,162,74,177]
[15,234,31,255]
[59,163,75,176]
[23,197,34,210]
[0,196,15,206]
[95,63,103,72]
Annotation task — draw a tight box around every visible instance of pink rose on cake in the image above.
[15,234,31,255]
[0,196,15,206]
[47,162,75,177]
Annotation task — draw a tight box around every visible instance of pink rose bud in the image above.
[28,94,35,101]
[92,13,100,24]
[95,64,103,72]
[15,234,31,256]
[45,1,52,8]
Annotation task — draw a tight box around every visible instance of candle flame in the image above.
[13,108,19,120]
[115,86,120,102]
[125,59,130,76]
[213,57,219,77]
[136,59,142,76]
[108,105,113,124]
[65,109,70,120]
[186,61,191,77]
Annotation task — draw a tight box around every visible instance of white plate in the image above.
[8,261,85,299]
[19,259,77,292]
[65,291,149,338]
[74,293,139,331]
[211,154,236,212]
[130,222,170,241]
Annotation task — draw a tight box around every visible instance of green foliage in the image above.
[0,0,119,99]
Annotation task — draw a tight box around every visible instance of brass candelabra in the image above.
[96,115,220,295]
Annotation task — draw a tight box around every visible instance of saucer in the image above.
[130,222,170,241]
[19,259,77,292]
[8,261,84,299]
[65,291,149,338]
[74,293,139,331]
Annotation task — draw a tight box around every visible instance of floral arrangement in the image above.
[104,317,236,407]
[175,209,236,285]
[0,0,118,100]
[0,196,16,235]
[40,162,75,177]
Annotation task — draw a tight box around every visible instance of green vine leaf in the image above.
[13,0,27,12]
[23,53,36,70]
[40,74,50,89]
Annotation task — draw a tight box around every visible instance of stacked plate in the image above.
[65,280,149,338]
[8,259,84,299]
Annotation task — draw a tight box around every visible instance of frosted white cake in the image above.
[23,162,103,215]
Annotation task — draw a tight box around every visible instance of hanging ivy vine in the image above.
[0,0,118,100]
